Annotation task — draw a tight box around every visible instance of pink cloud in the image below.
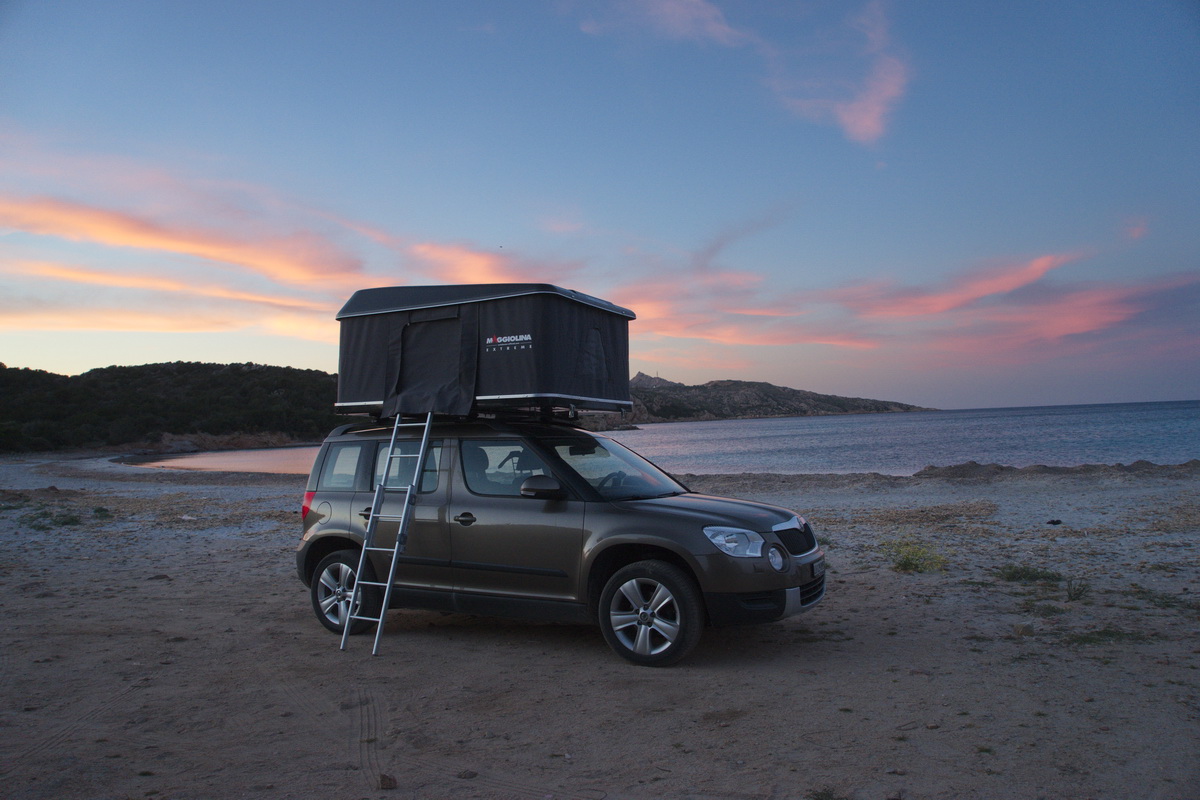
[581,1,908,144]
[633,0,754,47]
[611,268,876,349]
[408,242,540,284]
[776,1,910,143]
[833,252,1083,318]
[1124,217,1149,240]
[8,261,332,312]
[0,194,363,287]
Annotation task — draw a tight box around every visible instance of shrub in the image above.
[880,535,948,573]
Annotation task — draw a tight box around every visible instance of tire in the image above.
[598,560,704,667]
[311,549,381,635]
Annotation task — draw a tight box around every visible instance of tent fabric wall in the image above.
[335,284,633,417]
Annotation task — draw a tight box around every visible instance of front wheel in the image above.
[311,549,381,635]
[598,560,704,666]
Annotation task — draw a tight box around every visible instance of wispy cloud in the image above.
[916,276,1199,363]
[831,253,1084,318]
[6,261,332,312]
[582,0,912,143]
[772,1,910,143]
[0,194,363,287]
[610,0,755,47]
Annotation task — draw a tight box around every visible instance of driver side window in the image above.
[460,440,549,496]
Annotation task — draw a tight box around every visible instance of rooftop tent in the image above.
[335,283,636,417]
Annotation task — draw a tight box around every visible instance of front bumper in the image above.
[704,572,826,627]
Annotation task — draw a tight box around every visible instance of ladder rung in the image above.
[341,410,435,657]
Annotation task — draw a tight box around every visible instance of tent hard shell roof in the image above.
[337,283,635,320]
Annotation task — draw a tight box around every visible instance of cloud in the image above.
[919,276,1198,363]
[0,194,363,287]
[0,295,337,343]
[1124,217,1149,240]
[831,252,1083,318]
[8,261,332,311]
[622,0,755,47]
[408,242,538,283]
[581,1,911,144]
[775,1,911,143]
[611,266,876,349]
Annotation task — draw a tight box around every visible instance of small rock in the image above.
[1047,519,1063,525]
[887,768,908,775]
[457,770,478,780]
[378,773,397,790]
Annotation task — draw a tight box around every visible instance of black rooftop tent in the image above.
[335,283,635,418]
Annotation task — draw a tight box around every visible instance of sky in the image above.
[1,0,1197,409]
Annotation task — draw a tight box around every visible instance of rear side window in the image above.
[460,439,550,496]
[317,443,366,491]
[374,441,442,493]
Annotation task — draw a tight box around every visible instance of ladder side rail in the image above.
[339,482,393,650]
[369,411,436,656]
[340,412,409,651]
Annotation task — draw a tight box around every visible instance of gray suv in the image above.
[296,418,825,666]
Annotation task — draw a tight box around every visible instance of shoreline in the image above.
[1,451,1197,799]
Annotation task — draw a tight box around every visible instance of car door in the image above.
[448,438,586,601]
[352,439,452,591]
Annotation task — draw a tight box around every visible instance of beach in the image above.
[1,452,1197,799]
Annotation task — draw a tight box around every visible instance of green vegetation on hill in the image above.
[0,362,345,452]
[0,363,929,452]
[616,372,929,424]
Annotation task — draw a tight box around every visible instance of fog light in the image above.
[767,545,788,572]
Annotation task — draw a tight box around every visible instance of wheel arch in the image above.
[300,535,361,586]
[585,542,701,619]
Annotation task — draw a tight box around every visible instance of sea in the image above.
[138,400,1198,477]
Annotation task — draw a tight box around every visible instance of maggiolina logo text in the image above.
[484,333,534,351]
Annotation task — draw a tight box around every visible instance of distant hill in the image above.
[0,362,929,452]
[0,362,344,452]
[609,372,930,425]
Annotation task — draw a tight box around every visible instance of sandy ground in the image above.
[0,453,1197,800]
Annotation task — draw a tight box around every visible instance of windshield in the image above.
[545,435,687,501]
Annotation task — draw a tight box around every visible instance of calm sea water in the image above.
[138,400,1198,477]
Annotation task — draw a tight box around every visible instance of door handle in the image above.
[454,512,476,526]
[359,507,372,520]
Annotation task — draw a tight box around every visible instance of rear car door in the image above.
[448,438,586,601]
[352,438,452,590]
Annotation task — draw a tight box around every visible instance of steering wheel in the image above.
[597,470,627,489]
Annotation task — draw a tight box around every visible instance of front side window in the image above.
[549,436,685,501]
[460,439,550,496]
[374,441,442,492]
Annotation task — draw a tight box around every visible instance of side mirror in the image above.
[520,474,566,500]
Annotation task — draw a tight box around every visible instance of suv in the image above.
[296,418,825,666]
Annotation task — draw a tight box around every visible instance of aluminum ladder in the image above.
[340,411,435,655]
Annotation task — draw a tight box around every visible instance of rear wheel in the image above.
[598,560,703,666]
[311,549,381,635]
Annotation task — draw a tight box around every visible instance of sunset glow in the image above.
[1,1,1196,408]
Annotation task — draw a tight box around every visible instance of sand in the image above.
[0,452,1197,800]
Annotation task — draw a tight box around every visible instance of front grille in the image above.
[798,574,825,606]
[775,522,817,556]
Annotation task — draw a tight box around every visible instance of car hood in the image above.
[616,492,798,531]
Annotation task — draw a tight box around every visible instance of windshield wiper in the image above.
[620,491,682,501]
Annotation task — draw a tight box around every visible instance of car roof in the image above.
[324,417,607,442]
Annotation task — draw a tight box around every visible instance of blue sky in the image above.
[1,0,1197,408]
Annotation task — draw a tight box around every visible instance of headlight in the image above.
[703,526,765,557]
